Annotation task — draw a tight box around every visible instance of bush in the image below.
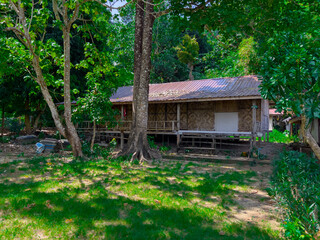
[147,136,157,149]
[0,136,10,143]
[266,129,299,144]
[269,151,320,239]
[82,138,117,159]
[5,118,24,135]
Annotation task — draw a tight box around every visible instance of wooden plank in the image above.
[177,103,180,130]
[178,130,252,136]
[252,100,257,147]
[183,147,215,150]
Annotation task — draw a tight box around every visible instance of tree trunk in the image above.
[188,63,194,80]
[25,114,31,134]
[33,112,42,131]
[301,115,320,160]
[7,1,83,157]
[122,0,161,162]
[63,27,83,158]
[1,105,4,138]
[91,120,96,151]
[25,95,31,134]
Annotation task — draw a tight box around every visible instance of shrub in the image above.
[269,151,320,239]
[159,145,171,153]
[5,118,24,135]
[266,129,299,144]
[147,136,157,149]
[82,139,116,159]
[0,136,10,143]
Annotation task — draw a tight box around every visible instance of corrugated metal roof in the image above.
[269,109,284,116]
[110,75,261,103]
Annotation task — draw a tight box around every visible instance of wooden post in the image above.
[177,103,181,147]
[120,105,124,149]
[177,103,181,130]
[252,100,257,148]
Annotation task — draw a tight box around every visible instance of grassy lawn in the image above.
[0,156,281,239]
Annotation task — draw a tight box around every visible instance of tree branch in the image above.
[204,25,235,49]
[52,0,61,21]
[154,9,170,18]
[28,0,35,32]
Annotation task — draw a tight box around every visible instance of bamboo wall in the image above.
[115,99,263,132]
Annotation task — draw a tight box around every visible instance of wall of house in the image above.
[114,99,263,132]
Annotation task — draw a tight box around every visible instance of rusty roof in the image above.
[110,75,261,104]
[269,108,284,116]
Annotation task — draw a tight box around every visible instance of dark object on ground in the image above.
[56,139,70,150]
[16,135,38,144]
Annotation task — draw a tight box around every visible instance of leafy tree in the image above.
[151,14,189,83]
[203,34,257,78]
[175,34,199,80]
[260,30,320,159]
[74,41,122,151]
[1,0,117,157]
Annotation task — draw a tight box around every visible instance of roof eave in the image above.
[111,95,263,105]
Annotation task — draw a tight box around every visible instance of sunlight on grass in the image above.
[0,157,281,239]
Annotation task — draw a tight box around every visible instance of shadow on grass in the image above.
[0,157,279,239]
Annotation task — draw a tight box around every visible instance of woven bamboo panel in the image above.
[167,103,177,121]
[187,102,214,130]
[180,103,188,129]
[156,104,166,121]
[148,104,157,121]
[214,100,238,112]
[238,100,261,131]
[116,99,262,132]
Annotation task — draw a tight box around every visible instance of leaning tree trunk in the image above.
[301,115,320,160]
[32,108,44,131]
[90,120,96,152]
[7,1,83,157]
[122,0,161,162]
[62,27,83,158]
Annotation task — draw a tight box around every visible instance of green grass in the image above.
[0,156,281,239]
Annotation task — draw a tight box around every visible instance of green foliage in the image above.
[203,34,258,78]
[266,130,299,144]
[82,138,116,159]
[238,37,257,75]
[0,136,10,143]
[269,151,320,239]
[175,34,199,66]
[159,145,171,153]
[5,118,24,135]
[260,30,320,121]
[81,141,111,159]
[147,136,157,149]
[38,132,45,139]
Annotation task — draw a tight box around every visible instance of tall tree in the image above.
[1,0,115,157]
[175,34,199,80]
[122,0,161,162]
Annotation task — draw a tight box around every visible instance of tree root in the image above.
[118,142,162,163]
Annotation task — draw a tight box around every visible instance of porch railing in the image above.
[77,120,178,132]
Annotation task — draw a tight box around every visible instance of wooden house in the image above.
[78,75,269,151]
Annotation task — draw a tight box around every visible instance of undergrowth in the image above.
[268,151,320,239]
